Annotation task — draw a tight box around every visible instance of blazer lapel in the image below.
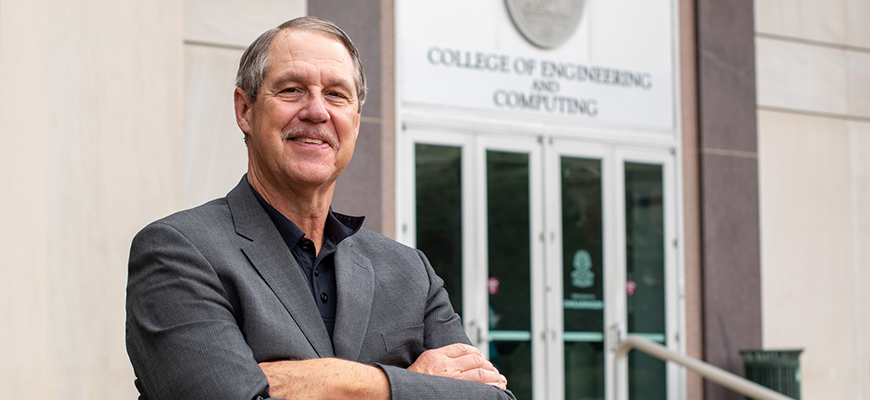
[332,237,374,361]
[226,177,334,358]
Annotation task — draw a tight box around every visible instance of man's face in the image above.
[235,29,361,194]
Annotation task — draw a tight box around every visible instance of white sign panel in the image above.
[403,41,674,130]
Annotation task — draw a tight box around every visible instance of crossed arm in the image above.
[127,221,513,400]
[258,343,507,399]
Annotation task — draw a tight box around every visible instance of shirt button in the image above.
[300,241,311,251]
[314,269,320,277]
[320,292,329,303]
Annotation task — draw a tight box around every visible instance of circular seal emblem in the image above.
[505,0,586,49]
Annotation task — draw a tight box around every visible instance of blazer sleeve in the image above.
[379,365,517,400]
[377,250,516,400]
[126,222,274,400]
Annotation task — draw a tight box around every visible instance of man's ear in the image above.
[353,111,361,140]
[353,99,364,140]
[234,87,253,134]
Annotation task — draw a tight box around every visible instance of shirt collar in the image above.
[249,185,364,248]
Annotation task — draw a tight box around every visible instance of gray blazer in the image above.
[126,178,515,400]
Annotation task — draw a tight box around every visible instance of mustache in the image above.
[280,127,339,149]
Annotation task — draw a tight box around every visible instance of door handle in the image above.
[476,325,493,344]
[608,324,622,352]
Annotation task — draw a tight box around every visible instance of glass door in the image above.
[540,141,611,400]
[408,133,544,400]
[475,135,545,400]
[615,149,679,400]
[405,130,679,400]
[547,141,678,400]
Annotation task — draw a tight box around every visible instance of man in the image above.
[126,16,514,400]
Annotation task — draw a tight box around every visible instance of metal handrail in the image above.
[615,335,794,400]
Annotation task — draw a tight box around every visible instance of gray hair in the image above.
[236,16,368,108]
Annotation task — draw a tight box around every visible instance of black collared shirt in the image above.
[251,187,364,341]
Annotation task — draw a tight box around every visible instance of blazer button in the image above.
[320,292,329,303]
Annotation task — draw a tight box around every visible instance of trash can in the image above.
[740,349,803,400]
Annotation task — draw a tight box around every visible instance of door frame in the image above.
[398,127,683,400]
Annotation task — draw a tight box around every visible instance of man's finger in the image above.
[454,367,507,389]
[434,343,482,358]
[484,374,509,391]
[448,352,497,374]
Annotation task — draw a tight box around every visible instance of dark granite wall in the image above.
[696,0,762,398]
[309,0,394,236]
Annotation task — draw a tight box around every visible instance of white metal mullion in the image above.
[610,150,629,400]
[543,137,565,400]
[472,136,490,357]
[663,154,681,400]
[528,139,547,400]
[664,151,682,400]
[460,136,479,349]
[396,129,414,247]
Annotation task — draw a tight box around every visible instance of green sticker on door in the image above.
[564,250,603,310]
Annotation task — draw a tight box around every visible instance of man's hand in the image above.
[408,343,508,390]
[259,358,390,400]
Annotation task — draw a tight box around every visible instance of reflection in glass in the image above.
[487,150,532,400]
[561,157,604,400]
[493,341,533,399]
[565,342,605,400]
[625,162,666,400]
[415,144,463,316]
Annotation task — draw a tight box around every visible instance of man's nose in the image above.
[299,93,329,123]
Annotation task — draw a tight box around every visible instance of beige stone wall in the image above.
[755,0,870,398]
[0,0,303,397]
[0,0,185,396]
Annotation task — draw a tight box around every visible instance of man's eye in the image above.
[281,87,299,93]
